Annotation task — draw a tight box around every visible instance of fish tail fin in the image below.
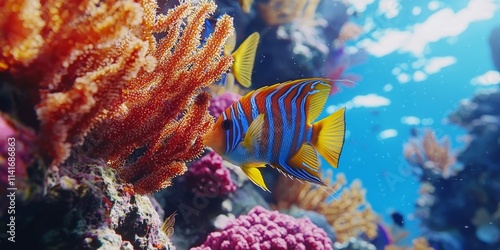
[311,107,346,168]
[231,32,260,88]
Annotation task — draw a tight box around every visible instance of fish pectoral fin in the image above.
[305,79,331,124]
[241,113,264,151]
[231,32,260,88]
[287,143,324,184]
[242,163,270,192]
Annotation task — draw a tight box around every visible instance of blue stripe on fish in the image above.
[250,93,259,119]
[293,81,309,152]
[278,83,301,165]
[265,89,279,160]
[223,112,231,154]
[236,101,249,131]
[230,105,241,152]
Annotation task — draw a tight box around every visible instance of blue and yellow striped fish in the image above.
[203,78,346,191]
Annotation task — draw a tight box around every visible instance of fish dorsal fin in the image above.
[303,79,331,124]
[241,163,270,192]
[242,113,264,151]
[231,32,260,88]
[287,143,323,183]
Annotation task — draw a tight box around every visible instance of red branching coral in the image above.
[0,0,235,193]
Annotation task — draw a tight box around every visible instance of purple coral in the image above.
[0,113,36,191]
[185,151,236,196]
[192,206,333,250]
[208,92,241,118]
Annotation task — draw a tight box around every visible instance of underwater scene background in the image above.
[0,0,499,250]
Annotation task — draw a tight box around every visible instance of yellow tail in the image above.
[311,107,346,168]
[231,32,260,88]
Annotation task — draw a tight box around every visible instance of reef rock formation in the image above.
[12,159,172,249]
[408,89,500,250]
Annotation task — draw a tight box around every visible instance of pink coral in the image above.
[184,151,236,196]
[0,113,36,191]
[192,206,333,250]
[208,92,241,119]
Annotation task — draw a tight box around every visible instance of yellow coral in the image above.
[272,172,378,243]
[385,237,434,250]
[0,0,235,193]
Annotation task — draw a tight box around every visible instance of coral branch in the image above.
[0,0,235,193]
[385,237,434,250]
[403,130,457,179]
[272,172,378,243]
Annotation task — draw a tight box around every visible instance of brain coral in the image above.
[192,206,333,250]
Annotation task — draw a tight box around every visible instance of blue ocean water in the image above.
[319,0,500,242]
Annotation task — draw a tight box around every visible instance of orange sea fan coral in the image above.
[0,0,235,193]
[272,172,378,243]
[403,130,457,178]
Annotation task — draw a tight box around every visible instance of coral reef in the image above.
[0,0,235,193]
[272,172,378,243]
[184,151,237,196]
[333,237,376,250]
[208,92,242,119]
[192,205,333,250]
[250,0,351,88]
[472,205,500,245]
[0,113,36,193]
[403,130,458,180]
[154,160,270,249]
[407,90,500,250]
[385,237,434,250]
[11,159,172,249]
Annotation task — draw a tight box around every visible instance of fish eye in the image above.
[221,119,232,131]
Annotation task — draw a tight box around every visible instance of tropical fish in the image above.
[203,78,346,191]
[161,211,177,238]
[203,19,260,88]
[390,211,405,227]
[239,0,254,13]
[226,31,259,88]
